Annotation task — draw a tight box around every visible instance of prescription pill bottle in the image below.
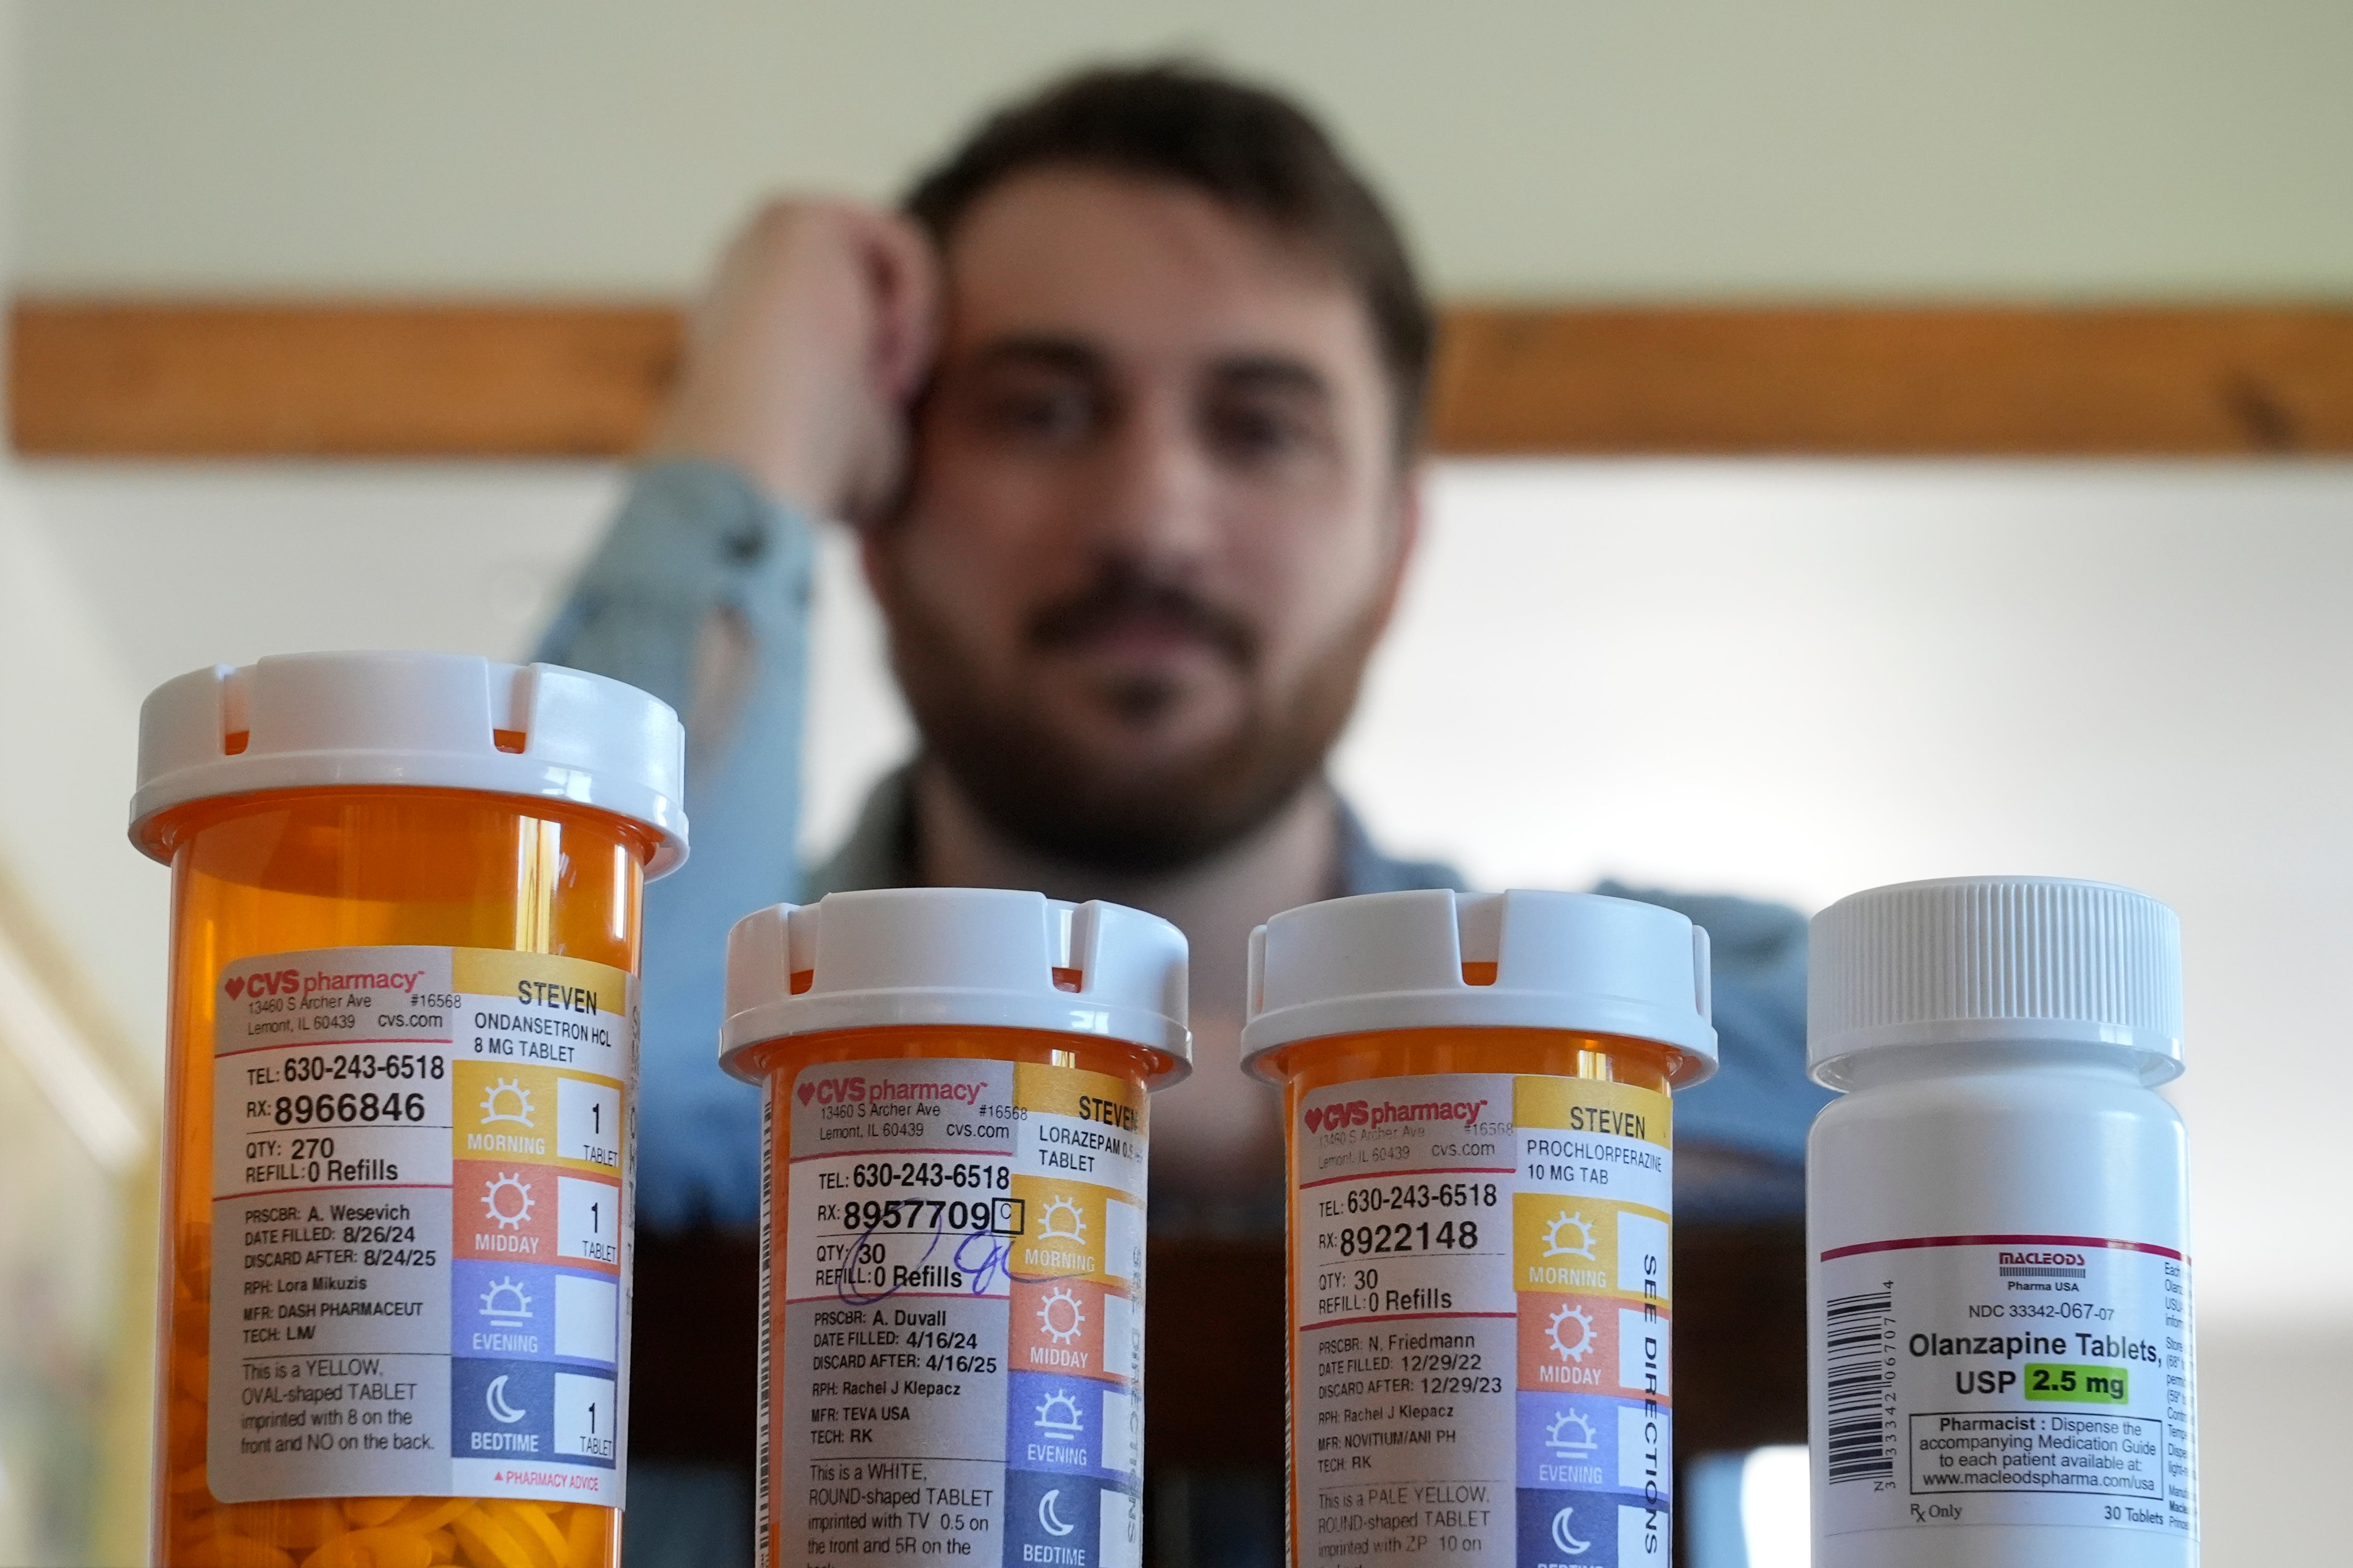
[1242,889,1718,1568]
[131,652,687,1568]
[718,887,1190,1568]
[1806,876,2196,1568]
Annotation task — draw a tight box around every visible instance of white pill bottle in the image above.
[1806,877,2196,1568]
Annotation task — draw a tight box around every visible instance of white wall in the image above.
[1349,461,2353,1334]
[0,499,163,1048]
[17,0,2353,299]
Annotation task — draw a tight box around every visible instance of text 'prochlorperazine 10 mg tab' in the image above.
[1245,888,1719,1568]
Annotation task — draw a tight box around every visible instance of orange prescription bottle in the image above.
[130,653,687,1568]
[717,888,1190,1568]
[1241,890,1718,1568]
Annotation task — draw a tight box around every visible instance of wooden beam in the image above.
[1432,305,2353,455]
[11,298,2353,458]
[8,300,681,458]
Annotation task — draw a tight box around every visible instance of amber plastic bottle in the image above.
[1242,890,1718,1568]
[130,654,686,1568]
[717,888,1190,1568]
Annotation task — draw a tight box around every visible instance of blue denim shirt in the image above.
[537,461,1830,1232]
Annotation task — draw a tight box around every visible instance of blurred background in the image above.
[1,3,2348,1565]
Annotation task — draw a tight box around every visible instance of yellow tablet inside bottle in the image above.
[129,652,688,1568]
[718,888,1191,1568]
[1241,889,1718,1568]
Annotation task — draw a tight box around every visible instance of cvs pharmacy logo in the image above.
[797,1076,867,1107]
[224,968,300,1001]
[1304,1101,1371,1134]
[1305,1095,1490,1133]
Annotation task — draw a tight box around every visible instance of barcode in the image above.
[754,1086,774,1559]
[1824,1287,1895,1482]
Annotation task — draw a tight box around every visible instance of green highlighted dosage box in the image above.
[2023,1362,2129,1404]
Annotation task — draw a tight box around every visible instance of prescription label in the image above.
[770,1058,1147,1567]
[208,945,635,1506]
[1815,1233,2197,1541]
[1292,1073,1673,1568]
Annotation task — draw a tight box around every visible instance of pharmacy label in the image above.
[1292,1072,1674,1568]
[768,1058,1146,1568]
[208,945,635,1506]
[1814,1233,2197,1540]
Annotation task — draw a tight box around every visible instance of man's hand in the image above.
[651,200,939,524]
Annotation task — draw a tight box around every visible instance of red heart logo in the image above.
[797,1081,816,1105]
[225,976,246,999]
[1304,1106,1323,1132]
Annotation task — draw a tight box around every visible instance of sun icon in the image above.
[1038,1287,1086,1345]
[1545,1409,1599,1451]
[1035,1392,1085,1436]
[480,1277,533,1322]
[480,1076,534,1127]
[1038,1195,1087,1243]
[1547,1303,1597,1363]
[483,1171,534,1229]
[1542,1210,1597,1260]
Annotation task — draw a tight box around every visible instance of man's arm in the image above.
[533,461,816,1231]
[1595,879,1831,1221]
[532,202,939,1231]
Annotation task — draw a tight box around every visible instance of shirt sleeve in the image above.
[534,457,815,1231]
[1592,881,1833,1191]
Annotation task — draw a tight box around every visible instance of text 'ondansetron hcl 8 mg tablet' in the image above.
[719,887,1192,1568]
[1808,876,2198,1568]
[1244,889,1721,1568]
[132,652,690,1568]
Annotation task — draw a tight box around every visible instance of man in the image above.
[539,62,1824,1564]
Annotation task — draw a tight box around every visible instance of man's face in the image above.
[868,167,1418,871]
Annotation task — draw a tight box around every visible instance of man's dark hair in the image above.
[905,61,1434,456]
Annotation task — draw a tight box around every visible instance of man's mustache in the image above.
[1028,570,1258,667]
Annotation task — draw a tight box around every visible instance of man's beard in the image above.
[886,563,1387,875]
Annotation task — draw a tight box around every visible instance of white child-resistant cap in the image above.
[719,887,1192,1084]
[129,652,689,875]
[1239,888,1718,1086]
[1808,875,2183,1088]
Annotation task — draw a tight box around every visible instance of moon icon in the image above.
[1037,1488,1075,1538]
[485,1374,526,1424]
[1550,1505,1591,1555]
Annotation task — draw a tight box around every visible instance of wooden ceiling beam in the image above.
[7,301,682,459]
[11,298,2353,458]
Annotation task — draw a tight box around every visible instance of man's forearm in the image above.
[534,455,815,1228]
